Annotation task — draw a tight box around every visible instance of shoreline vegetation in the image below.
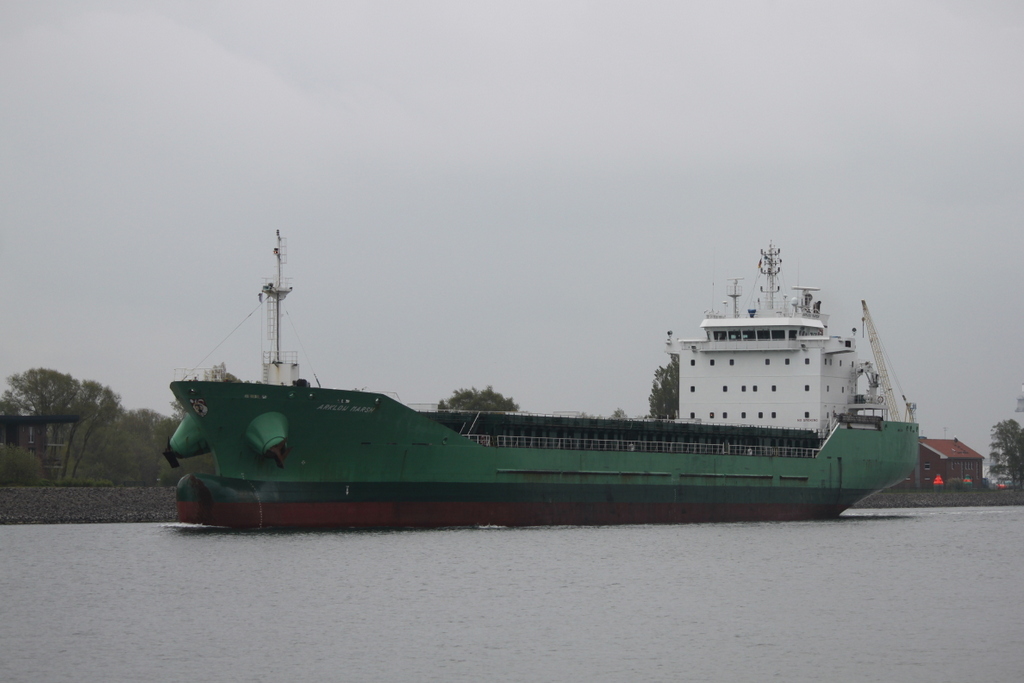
[1,487,1023,525]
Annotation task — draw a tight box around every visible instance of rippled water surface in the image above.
[2,507,1022,683]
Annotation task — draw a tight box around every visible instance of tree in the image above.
[648,355,679,419]
[438,386,519,412]
[65,380,122,478]
[0,445,41,485]
[0,368,80,415]
[990,419,1024,490]
[79,408,175,485]
[611,408,628,419]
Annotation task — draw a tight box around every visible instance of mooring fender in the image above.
[164,412,210,467]
[245,411,291,468]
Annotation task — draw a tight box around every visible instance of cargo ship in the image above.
[165,236,917,528]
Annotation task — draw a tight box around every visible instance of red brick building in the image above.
[893,437,985,489]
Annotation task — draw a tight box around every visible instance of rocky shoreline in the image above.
[2,486,1023,525]
[0,487,178,524]
[851,489,1024,509]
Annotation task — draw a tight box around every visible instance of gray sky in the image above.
[2,1,1022,454]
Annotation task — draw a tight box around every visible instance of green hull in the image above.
[169,381,918,528]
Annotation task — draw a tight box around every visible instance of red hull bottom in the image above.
[177,500,847,529]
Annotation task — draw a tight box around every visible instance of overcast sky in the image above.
[2,1,1022,453]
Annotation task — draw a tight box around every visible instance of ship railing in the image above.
[174,365,228,382]
[463,434,492,446]
[490,435,817,458]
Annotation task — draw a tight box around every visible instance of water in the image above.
[2,507,1022,683]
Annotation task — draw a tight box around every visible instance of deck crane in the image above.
[861,300,916,423]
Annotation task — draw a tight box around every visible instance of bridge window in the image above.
[772,330,785,340]
[757,330,770,340]
[729,330,742,340]
[742,329,756,340]
[714,331,726,340]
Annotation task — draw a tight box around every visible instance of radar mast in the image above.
[261,231,299,385]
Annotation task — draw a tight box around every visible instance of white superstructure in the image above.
[666,243,883,434]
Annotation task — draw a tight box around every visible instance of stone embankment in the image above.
[1,486,1023,524]
[0,487,176,524]
[851,490,1024,508]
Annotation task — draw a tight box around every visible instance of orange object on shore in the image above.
[933,475,944,485]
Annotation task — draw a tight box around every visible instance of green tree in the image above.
[0,445,42,485]
[610,408,628,419]
[648,355,679,419]
[990,419,1024,490]
[438,386,519,412]
[80,408,175,485]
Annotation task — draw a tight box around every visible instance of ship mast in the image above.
[759,243,781,311]
[260,231,298,385]
[726,278,743,318]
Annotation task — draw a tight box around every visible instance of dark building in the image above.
[0,415,80,475]
[893,437,984,489]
